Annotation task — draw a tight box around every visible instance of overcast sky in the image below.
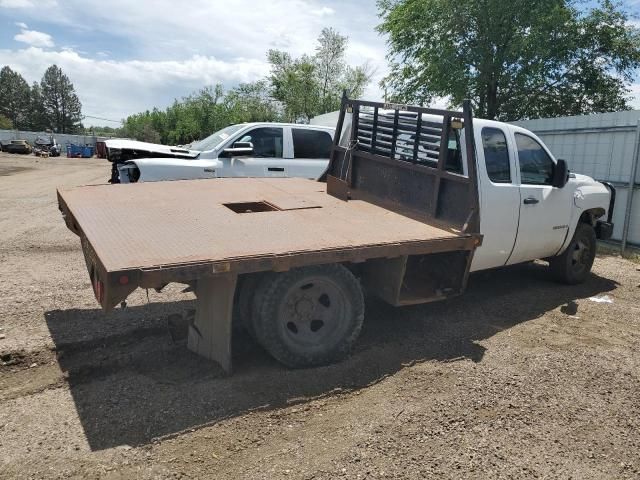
[1,0,639,127]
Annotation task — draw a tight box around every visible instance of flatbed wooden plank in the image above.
[58,178,462,273]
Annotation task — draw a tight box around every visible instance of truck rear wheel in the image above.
[253,264,364,368]
[550,223,596,284]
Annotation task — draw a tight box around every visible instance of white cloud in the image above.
[310,6,335,16]
[0,0,56,7]
[0,0,34,7]
[15,21,28,28]
[0,47,271,124]
[0,0,390,124]
[14,28,55,48]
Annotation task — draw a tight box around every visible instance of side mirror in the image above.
[222,141,253,157]
[552,159,569,188]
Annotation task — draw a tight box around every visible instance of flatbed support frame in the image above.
[187,274,238,374]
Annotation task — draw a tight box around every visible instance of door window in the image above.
[481,127,511,183]
[238,127,283,157]
[515,133,554,185]
[292,129,333,159]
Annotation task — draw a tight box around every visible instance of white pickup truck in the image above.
[107,123,334,184]
[59,97,615,371]
[461,117,614,280]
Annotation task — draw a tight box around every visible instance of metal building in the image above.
[514,111,640,249]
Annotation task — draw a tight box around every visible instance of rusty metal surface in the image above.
[58,177,462,273]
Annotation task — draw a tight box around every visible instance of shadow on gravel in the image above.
[45,262,617,451]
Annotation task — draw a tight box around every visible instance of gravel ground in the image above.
[0,152,639,479]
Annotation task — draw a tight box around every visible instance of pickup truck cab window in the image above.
[237,127,283,158]
[292,128,332,159]
[515,133,554,185]
[481,127,511,183]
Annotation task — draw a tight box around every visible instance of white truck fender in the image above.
[556,176,611,255]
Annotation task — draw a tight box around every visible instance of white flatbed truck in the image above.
[57,96,614,373]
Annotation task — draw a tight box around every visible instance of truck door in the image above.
[471,126,521,271]
[289,127,333,179]
[223,127,286,177]
[507,132,573,265]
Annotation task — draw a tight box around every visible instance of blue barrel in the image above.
[82,146,94,158]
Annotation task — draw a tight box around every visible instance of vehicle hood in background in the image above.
[104,139,201,159]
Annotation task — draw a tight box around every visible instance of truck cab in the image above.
[470,120,613,276]
[335,109,614,281]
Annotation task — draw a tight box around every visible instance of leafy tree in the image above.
[141,124,161,143]
[0,114,13,130]
[268,50,320,121]
[269,28,373,121]
[40,65,83,133]
[315,28,348,112]
[85,125,119,137]
[377,0,640,120]
[225,80,281,124]
[0,66,31,129]
[27,82,48,131]
[119,83,280,145]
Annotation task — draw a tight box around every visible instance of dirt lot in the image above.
[0,151,639,479]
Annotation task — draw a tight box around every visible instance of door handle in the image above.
[523,197,539,205]
[268,167,285,172]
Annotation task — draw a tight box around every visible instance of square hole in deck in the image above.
[223,201,280,214]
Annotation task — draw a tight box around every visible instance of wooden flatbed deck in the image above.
[58,177,467,277]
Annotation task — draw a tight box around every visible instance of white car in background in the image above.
[107,123,335,183]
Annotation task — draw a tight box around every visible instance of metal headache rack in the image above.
[357,107,448,164]
[325,95,480,234]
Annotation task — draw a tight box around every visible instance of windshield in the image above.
[187,124,245,151]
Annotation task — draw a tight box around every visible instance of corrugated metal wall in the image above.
[514,111,640,247]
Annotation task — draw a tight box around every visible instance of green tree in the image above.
[378,0,640,120]
[268,50,320,121]
[40,65,83,133]
[315,28,348,112]
[0,66,31,129]
[225,81,281,124]
[0,114,13,129]
[27,82,48,131]
[269,28,373,121]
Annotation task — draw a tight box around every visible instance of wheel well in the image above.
[579,208,605,226]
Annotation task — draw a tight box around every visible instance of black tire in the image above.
[253,264,364,368]
[550,223,597,284]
